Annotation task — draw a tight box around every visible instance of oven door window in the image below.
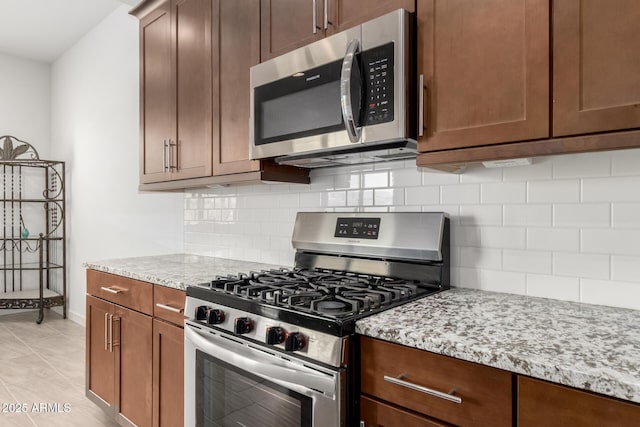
[196,349,313,427]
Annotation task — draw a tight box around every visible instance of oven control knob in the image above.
[234,317,253,334]
[266,327,285,345]
[195,306,210,321]
[207,309,225,325]
[284,332,306,352]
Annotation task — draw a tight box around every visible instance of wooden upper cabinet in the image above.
[137,0,212,184]
[174,0,213,179]
[260,0,324,61]
[213,0,262,175]
[140,1,174,184]
[417,0,549,153]
[553,0,640,137]
[326,0,414,35]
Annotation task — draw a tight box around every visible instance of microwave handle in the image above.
[340,38,362,143]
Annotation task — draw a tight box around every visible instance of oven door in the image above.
[185,322,344,427]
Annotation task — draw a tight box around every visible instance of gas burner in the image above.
[316,300,348,312]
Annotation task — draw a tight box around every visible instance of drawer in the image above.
[360,337,513,427]
[86,270,153,315]
[153,285,186,326]
[360,395,449,427]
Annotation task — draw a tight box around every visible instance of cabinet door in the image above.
[140,1,175,184]
[360,395,448,427]
[326,0,414,35]
[115,305,153,427]
[153,319,184,427]
[417,0,549,152]
[212,0,262,175]
[86,295,115,409]
[173,0,213,179]
[553,0,640,136]
[260,0,324,61]
[518,376,640,426]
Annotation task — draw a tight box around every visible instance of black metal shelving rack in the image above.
[0,136,66,323]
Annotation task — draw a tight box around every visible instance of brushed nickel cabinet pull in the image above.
[323,0,329,29]
[100,286,123,294]
[156,303,183,313]
[418,74,426,137]
[384,373,462,404]
[162,139,168,171]
[312,0,318,34]
[108,314,113,353]
[104,312,109,351]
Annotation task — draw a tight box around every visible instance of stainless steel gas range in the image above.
[184,212,450,426]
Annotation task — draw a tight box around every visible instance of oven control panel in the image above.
[334,217,381,239]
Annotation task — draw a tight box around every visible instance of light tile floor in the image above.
[0,310,118,427]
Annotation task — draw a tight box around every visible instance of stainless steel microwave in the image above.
[249,9,416,168]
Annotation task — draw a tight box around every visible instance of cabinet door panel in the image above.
[213,0,261,175]
[417,0,549,152]
[174,0,213,179]
[115,305,153,427]
[327,0,415,35]
[518,376,640,426]
[140,2,174,184]
[360,395,448,427]
[86,295,115,408]
[260,0,324,60]
[553,0,640,136]
[153,319,184,427]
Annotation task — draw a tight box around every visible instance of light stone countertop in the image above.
[83,253,285,290]
[355,287,640,404]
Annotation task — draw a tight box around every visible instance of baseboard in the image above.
[66,309,85,327]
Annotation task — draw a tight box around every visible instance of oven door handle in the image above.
[185,325,336,396]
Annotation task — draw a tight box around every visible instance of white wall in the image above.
[184,150,640,311]
[0,53,50,158]
[51,5,184,323]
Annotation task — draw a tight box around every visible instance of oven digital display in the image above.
[334,217,380,239]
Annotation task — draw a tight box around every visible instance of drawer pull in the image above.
[156,303,183,313]
[100,286,123,294]
[383,373,462,404]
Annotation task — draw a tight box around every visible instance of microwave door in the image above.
[340,39,363,143]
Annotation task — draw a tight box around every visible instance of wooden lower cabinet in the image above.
[360,395,449,427]
[360,336,512,427]
[518,376,640,427]
[153,319,184,427]
[86,271,185,427]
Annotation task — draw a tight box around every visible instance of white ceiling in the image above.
[0,0,140,63]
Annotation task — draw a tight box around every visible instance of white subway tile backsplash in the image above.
[374,188,405,206]
[406,186,439,205]
[553,204,610,228]
[441,184,480,205]
[528,180,580,203]
[481,182,526,204]
[554,253,610,279]
[184,150,640,310]
[581,279,640,310]
[460,205,502,226]
[583,177,640,202]
[611,256,640,282]
[480,227,526,249]
[504,205,552,226]
[552,152,611,179]
[582,229,640,255]
[526,274,580,302]
[612,148,640,176]
[363,171,389,188]
[612,203,640,228]
[389,168,422,187]
[503,250,552,274]
[459,247,502,269]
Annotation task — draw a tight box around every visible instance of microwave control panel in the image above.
[334,217,381,239]
[362,42,395,126]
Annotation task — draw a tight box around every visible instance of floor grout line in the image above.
[0,376,38,426]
